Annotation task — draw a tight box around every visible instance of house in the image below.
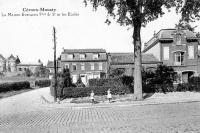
[143,28,200,83]
[108,53,161,76]
[0,54,6,72]
[17,62,42,73]
[60,49,108,84]
[6,54,17,72]
[46,60,61,79]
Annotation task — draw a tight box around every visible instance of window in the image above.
[94,74,100,79]
[80,54,86,60]
[93,54,99,60]
[72,64,77,71]
[174,52,184,66]
[18,68,22,71]
[81,63,85,70]
[188,46,194,59]
[163,46,169,60]
[65,64,69,69]
[99,63,103,70]
[67,54,73,60]
[176,34,182,45]
[90,63,94,70]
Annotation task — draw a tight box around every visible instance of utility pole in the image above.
[53,26,57,102]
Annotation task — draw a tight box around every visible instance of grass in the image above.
[0,76,50,99]
[70,94,135,104]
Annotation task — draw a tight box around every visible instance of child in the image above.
[90,90,95,104]
[107,89,112,103]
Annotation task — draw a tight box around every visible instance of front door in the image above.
[80,74,87,85]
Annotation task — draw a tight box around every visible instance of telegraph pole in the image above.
[53,26,57,102]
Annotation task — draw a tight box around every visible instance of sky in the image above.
[0,0,200,65]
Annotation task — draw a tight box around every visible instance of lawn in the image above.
[0,76,50,99]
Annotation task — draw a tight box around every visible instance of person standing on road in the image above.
[107,89,112,103]
[90,90,95,104]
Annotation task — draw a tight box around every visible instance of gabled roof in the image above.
[0,54,5,60]
[143,29,200,52]
[46,60,61,68]
[8,54,16,60]
[109,53,160,64]
[62,49,106,54]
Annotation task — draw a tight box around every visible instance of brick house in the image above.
[143,28,200,83]
[60,49,108,84]
[17,62,43,74]
[108,53,161,76]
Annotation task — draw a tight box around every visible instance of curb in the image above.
[39,99,200,110]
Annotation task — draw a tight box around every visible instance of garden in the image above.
[50,65,200,104]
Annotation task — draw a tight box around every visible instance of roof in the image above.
[17,62,41,66]
[143,29,199,52]
[8,54,16,60]
[46,60,61,68]
[109,53,160,64]
[62,49,106,53]
[0,54,5,60]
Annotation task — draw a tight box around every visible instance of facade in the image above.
[60,49,108,84]
[108,53,161,76]
[143,28,200,83]
[46,60,61,79]
[17,62,42,73]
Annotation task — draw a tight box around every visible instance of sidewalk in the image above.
[1,87,200,116]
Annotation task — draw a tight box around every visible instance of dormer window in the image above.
[80,54,86,60]
[67,54,73,60]
[93,54,99,60]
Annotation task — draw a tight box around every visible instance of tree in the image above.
[109,68,125,78]
[84,0,177,100]
[15,56,21,64]
[34,65,49,78]
[76,75,86,87]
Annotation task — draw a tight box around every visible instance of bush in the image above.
[0,81,30,93]
[57,86,131,98]
[176,83,198,92]
[35,79,51,88]
[89,76,133,87]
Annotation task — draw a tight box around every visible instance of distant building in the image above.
[17,62,42,73]
[108,53,161,76]
[143,28,200,83]
[60,49,108,84]
[46,60,61,79]
[0,54,6,72]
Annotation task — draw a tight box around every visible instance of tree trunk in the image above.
[133,23,143,100]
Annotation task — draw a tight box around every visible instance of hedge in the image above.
[89,76,133,87]
[0,81,30,93]
[35,79,51,88]
[52,86,131,98]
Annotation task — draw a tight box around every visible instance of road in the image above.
[1,102,200,133]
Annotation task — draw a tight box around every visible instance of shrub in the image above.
[57,86,131,98]
[176,83,198,92]
[0,81,30,93]
[35,79,51,88]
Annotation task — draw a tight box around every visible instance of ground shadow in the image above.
[143,93,155,99]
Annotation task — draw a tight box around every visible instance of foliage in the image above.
[76,76,85,87]
[0,81,30,93]
[15,56,21,64]
[109,68,125,78]
[57,86,131,98]
[175,20,197,31]
[35,79,51,88]
[0,72,4,77]
[24,68,33,77]
[34,65,49,78]
[176,83,198,92]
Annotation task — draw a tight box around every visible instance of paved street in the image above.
[1,102,200,133]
